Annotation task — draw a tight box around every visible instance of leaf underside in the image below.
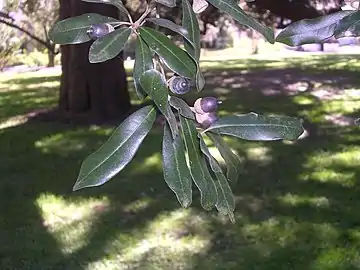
[204,112,304,141]
[276,11,352,46]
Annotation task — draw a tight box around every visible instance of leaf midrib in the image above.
[173,138,187,199]
[206,123,300,131]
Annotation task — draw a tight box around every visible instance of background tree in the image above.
[58,0,131,123]
[0,0,60,67]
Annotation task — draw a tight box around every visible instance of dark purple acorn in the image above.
[87,23,115,40]
[195,112,218,129]
[194,97,218,114]
[168,76,192,94]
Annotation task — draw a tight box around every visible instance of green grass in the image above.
[1,54,360,269]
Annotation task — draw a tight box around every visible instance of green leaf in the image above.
[49,13,119,45]
[182,0,205,91]
[203,112,304,141]
[139,69,169,116]
[179,115,217,210]
[207,0,274,43]
[140,69,179,138]
[276,11,351,46]
[165,103,179,139]
[89,27,132,63]
[334,11,360,38]
[139,27,197,79]
[169,96,195,120]
[134,36,154,100]
[147,18,194,47]
[73,105,156,191]
[155,0,176,7]
[182,0,200,60]
[198,134,235,223]
[207,133,242,183]
[162,123,192,208]
[82,0,130,16]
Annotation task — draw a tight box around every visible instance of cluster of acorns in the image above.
[193,97,219,128]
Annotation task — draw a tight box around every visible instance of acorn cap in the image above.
[168,76,192,95]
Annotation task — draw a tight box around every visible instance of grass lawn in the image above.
[1,54,360,269]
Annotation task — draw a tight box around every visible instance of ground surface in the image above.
[1,54,360,269]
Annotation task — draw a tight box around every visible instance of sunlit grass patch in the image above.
[36,193,111,255]
[278,194,330,208]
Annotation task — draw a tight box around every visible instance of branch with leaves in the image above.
[50,0,360,223]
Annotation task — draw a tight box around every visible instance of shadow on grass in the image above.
[1,54,360,269]
[0,120,182,269]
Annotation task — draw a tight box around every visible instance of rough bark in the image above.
[58,0,131,122]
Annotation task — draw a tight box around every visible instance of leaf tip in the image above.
[228,212,236,224]
[181,198,192,208]
[72,182,83,192]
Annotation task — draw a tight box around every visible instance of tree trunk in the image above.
[47,48,55,67]
[58,0,131,122]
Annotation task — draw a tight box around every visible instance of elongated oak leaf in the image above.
[169,96,195,120]
[140,70,178,138]
[276,11,351,46]
[180,115,217,210]
[89,27,132,63]
[182,0,205,91]
[146,18,194,46]
[198,134,235,223]
[163,123,192,208]
[334,11,360,38]
[139,27,196,79]
[207,0,274,43]
[82,0,130,16]
[203,112,304,141]
[73,106,156,191]
[49,13,119,45]
[207,133,242,183]
[133,36,154,100]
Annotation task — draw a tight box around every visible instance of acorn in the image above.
[195,112,218,129]
[194,97,219,115]
[87,23,115,40]
[168,76,192,95]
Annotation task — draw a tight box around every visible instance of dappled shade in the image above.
[1,54,360,268]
